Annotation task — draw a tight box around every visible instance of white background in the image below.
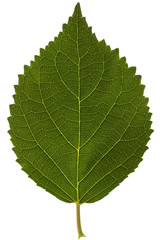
[0,0,160,239]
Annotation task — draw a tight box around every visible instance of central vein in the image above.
[77,21,80,203]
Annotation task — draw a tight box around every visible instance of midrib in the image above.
[76,18,80,204]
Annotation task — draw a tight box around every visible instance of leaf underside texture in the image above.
[8,3,152,204]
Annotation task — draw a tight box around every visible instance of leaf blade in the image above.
[8,3,152,207]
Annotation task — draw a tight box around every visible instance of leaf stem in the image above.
[76,203,86,239]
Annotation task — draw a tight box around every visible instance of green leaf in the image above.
[8,2,153,238]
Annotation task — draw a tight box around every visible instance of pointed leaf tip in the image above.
[73,2,82,18]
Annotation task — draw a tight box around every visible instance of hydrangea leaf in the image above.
[8,2,153,239]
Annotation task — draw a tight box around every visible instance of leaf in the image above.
[8,2,153,239]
